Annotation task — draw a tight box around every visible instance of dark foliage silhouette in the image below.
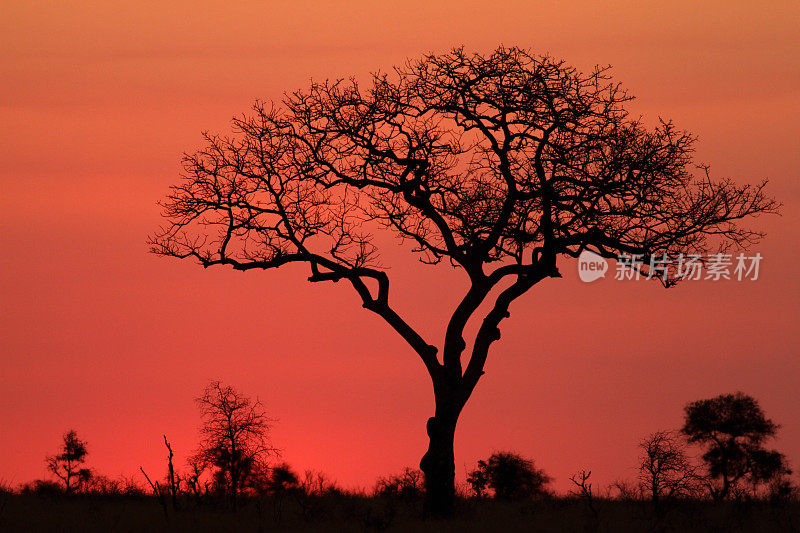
[184,454,207,498]
[19,479,64,497]
[262,462,299,524]
[466,464,489,498]
[375,468,424,499]
[46,430,92,494]
[467,452,550,500]
[265,463,300,495]
[150,46,778,515]
[191,380,275,508]
[682,392,791,500]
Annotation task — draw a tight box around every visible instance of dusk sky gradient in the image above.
[1,1,798,493]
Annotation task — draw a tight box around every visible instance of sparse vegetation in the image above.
[3,387,796,531]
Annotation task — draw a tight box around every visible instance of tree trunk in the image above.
[230,469,239,510]
[720,472,730,500]
[420,392,461,517]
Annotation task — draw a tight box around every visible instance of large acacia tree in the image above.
[151,47,777,515]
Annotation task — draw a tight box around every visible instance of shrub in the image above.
[375,468,423,498]
[468,452,551,500]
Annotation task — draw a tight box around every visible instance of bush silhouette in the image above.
[375,468,424,499]
[468,452,551,500]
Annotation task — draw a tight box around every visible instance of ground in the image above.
[1,493,798,532]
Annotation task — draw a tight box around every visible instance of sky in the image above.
[1,1,798,493]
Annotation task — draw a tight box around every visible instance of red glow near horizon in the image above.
[1,2,798,493]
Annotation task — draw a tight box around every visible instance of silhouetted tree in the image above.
[638,430,700,507]
[682,392,791,500]
[185,455,208,498]
[264,462,299,523]
[191,380,275,508]
[163,435,181,509]
[150,46,778,515]
[468,452,551,500]
[570,469,599,522]
[46,430,92,494]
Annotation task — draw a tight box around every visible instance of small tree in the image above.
[570,470,598,521]
[682,392,791,499]
[263,462,299,523]
[185,454,208,498]
[468,452,551,500]
[192,380,275,508]
[46,430,92,494]
[638,430,700,507]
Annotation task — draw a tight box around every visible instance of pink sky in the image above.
[1,1,798,492]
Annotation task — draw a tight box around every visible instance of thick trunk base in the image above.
[420,416,456,517]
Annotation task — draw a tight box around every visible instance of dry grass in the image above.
[0,492,798,532]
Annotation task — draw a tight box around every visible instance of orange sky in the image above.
[1,1,799,492]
